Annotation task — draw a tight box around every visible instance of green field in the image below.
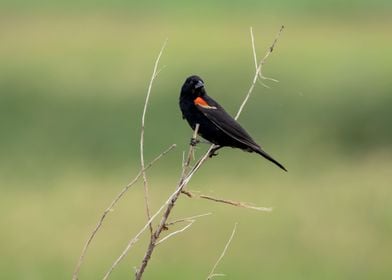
[1,1,392,279]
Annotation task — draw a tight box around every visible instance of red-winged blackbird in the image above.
[179,75,287,171]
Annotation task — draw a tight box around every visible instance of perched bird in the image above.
[179,75,287,171]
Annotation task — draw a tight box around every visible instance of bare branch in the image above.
[206,223,238,280]
[166,212,212,226]
[72,144,175,280]
[154,65,167,79]
[140,39,168,235]
[199,195,272,212]
[103,125,200,280]
[250,27,258,70]
[181,151,186,169]
[181,190,272,212]
[155,221,194,246]
[102,189,176,280]
[250,27,273,89]
[235,26,284,120]
[133,124,201,280]
[257,25,284,83]
[155,212,212,245]
[185,124,200,169]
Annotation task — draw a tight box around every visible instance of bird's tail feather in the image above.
[255,148,287,172]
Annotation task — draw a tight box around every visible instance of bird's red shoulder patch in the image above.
[194,97,217,109]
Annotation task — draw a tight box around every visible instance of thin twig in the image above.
[181,151,186,169]
[200,195,272,212]
[250,27,258,70]
[185,124,200,168]
[235,26,284,120]
[72,144,175,280]
[257,26,283,83]
[250,27,271,89]
[155,221,194,246]
[103,125,200,280]
[166,212,212,226]
[133,124,200,280]
[156,212,212,245]
[181,190,272,212]
[140,39,168,235]
[102,185,181,280]
[206,223,238,280]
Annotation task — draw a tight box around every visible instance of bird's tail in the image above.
[255,148,287,172]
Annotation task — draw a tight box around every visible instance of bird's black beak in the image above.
[195,80,204,89]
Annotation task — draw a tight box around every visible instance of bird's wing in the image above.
[194,96,260,151]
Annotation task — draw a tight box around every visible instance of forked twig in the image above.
[140,39,168,235]
[166,212,212,226]
[103,125,201,280]
[206,223,238,280]
[72,144,175,280]
[155,221,194,246]
[235,25,284,120]
[157,212,212,245]
[102,182,185,280]
[133,124,200,280]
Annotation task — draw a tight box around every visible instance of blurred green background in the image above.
[1,1,391,279]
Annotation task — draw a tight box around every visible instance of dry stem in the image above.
[156,212,211,245]
[72,144,175,280]
[166,212,212,226]
[155,221,194,245]
[235,25,284,120]
[181,190,272,212]
[133,124,200,279]
[250,27,258,70]
[206,223,238,280]
[102,125,202,280]
[140,39,168,235]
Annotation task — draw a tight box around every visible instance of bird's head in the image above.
[180,75,206,99]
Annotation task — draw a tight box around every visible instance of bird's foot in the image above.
[209,151,219,157]
[190,137,200,147]
[209,146,221,158]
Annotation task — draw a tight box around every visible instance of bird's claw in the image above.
[190,138,200,146]
[209,151,219,158]
[209,146,221,158]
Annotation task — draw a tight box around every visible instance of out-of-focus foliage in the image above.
[0,1,391,279]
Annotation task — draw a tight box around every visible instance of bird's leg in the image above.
[190,124,201,146]
[209,145,222,158]
[190,137,213,147]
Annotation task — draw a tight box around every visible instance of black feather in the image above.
[179,75,287,172]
